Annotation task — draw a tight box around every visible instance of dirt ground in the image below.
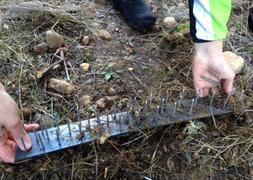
[0,0,253,179]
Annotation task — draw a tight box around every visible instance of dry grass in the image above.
[0,0,252,179]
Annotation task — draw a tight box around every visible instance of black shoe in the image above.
[112,0,156,31]
[248,7,253,32]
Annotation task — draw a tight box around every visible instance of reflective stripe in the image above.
[189,0,232,42]
[193,0,214,40]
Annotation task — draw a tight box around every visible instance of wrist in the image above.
[194,41,223,60]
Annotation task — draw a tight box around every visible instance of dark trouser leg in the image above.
[112,0,156,31]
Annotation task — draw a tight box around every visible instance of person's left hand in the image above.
[0,84,39,163]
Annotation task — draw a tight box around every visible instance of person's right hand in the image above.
[192,41,235,97]
[0,83,39,163]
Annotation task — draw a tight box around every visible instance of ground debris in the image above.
[33,42,48,55]
[163,17,177,29]
[46,30,65,49]
[82,35,90,46]
[80,63,90,72]
[223,51,244,74]
[48,78,75,95]
[97,29,112,40]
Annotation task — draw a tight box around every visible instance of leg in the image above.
[112,0,156,31]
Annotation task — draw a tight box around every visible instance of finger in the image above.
[202,88,210,97]
[4,121,32,151]
[24,124,40,132]
[0,140,16,163]
[222,76,235,95]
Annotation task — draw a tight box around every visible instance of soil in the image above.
[0,0,252,179]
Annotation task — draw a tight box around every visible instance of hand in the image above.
[192,41,235,97]
[0,84,39,163]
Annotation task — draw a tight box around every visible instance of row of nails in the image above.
[28,89,245,150]
[147,89,245,116]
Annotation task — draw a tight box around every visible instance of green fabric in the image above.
[209,0,232,40]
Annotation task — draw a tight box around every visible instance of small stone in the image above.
[128,67,134,71]
[105,95,119,101]
[33,42,48,55]
[82,35,90,46]
[81,95,93,105]
[21,107,33,119]
[48,78,75,94]
[163,17,177,29]
[80,63,90,72]
[125,47,134,55]
[46,30,65,49]
[223,51,244,74]
[96,98,106,109]
[97,29,111,40]
[34,113,54,127]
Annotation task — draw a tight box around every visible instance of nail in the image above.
[106,114,110,127]
[34,130,39,143]
[45,127,50,141]
[178,94,183,109]
[149,93,153,105]
[119,115,122,131]
[223,95,230,109]
[156,105,160,115]
[166,90,169,105]
[144,100,148,114]
[67,120,72,137]
[238,90,245,101]
[88,118,91,129]
[161,98,165,114]
[209,92,215,106]
[173,102,177,115]
[189,99,195,115]
[20,137,28,151]
[38,133,45,150]
[39,120,45,137]
[56,129,61,146]
[194,96,199,106]
[79,121,82,134]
